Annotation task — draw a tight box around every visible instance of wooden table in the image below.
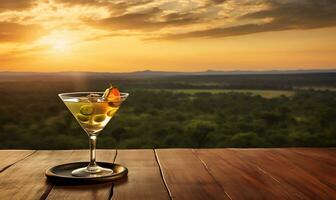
[0,148,335,199]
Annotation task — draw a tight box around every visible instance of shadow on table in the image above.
[45,174,129,186]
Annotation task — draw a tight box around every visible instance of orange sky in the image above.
[0,0,335,72]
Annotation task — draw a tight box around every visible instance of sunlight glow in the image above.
[0,0,335,72]
[38,32,73,53]
[52,39,68,52]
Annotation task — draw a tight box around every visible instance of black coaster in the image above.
[45,162,128,185]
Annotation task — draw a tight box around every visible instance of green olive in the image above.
[94,114,106,122]
[107,109,117,117]
[80,105,94,115]
[76,113,90,122]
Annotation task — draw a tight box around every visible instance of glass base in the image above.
[71,165,113,177]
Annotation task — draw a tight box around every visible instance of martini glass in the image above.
[59,91,129,177]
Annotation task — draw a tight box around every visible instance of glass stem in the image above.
[87,135,98,171]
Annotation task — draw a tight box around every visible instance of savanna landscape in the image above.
[1,71,335,149]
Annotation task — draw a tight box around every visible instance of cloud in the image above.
[0,45,48,58]
[88,7,162,31]
[158,23,280,40]
[54,0,153,14]
[159,0,336,39]
[242,0,336,29]
[88,7,200,31]
[0,0,36,11]
[0,0,335,42]
[0,22,44,43]
[0,44,49,68]
[207,0,227,5]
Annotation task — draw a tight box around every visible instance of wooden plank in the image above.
[0,150,114,200]
[274,148,336,190]
[1,148,334,200]
[231,148,336,199]
[0,150,35,172]
[0,150,73,200]
[195,149,296,199]
[156,149,230,200]
[47,184,112,200]
[290,148,336,166]
[112,149,170,200]
[196,149,306,199]
[46,149,116,200]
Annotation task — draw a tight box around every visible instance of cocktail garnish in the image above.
[76,113,90,122]
[103,85,120,98]
[80,105,94,115]
[94,114,106,122]
[87,94,100,102]
[103,85,121,106]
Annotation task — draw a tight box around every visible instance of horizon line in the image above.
[1,68,336,74]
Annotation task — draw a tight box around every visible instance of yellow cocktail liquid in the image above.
[64,98,119,134]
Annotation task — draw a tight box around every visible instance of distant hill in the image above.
[127,69,336,76]
[0,69,336,78]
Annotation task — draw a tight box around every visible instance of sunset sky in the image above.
[0,0,335,72]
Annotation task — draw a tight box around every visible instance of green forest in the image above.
[0,72,335,149]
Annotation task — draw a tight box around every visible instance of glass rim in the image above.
[58,91,129,99]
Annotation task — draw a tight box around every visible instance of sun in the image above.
[52,39,68,52]
[38,32,73,53]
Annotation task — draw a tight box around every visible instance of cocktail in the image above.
[58,86,128,177]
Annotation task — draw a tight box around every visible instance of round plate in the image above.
[45,162,128,184]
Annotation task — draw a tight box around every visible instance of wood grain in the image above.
[46,149,116,200]
[0,150,73,200]
[156,149,230,200]
[275,148,336,190]
[231,148,336,199]
[0,150,114,200]
[290,148,336,166]
[0,148,335,200]
[195,148,295,199]
[112,149,170,200]
[0,150,35,172]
